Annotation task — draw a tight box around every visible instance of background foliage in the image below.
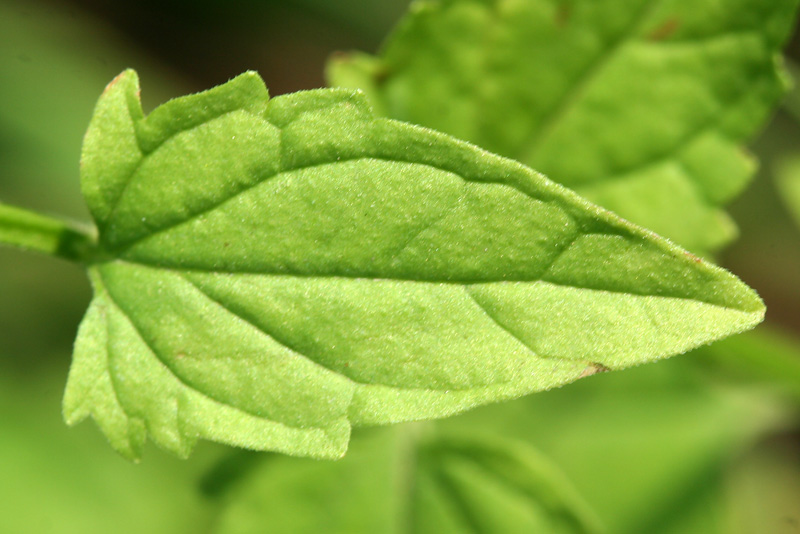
[1,0,799,532]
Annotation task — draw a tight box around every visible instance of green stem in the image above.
[0,203,97,263]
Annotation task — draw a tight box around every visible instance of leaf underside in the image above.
[327,0,800,253]
[64,69,763,460]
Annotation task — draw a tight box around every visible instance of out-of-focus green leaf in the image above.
[210,426,603,534]
[64,69,763,460]
[696,327,800,400]
[647,479,728,534]
[0,363,220,534]
[328,0,799,253]
[438,356,791,533]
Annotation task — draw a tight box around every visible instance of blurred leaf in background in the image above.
[439,355,795,534]
[722,91,800,332]
[207,427,603,534]
[697,327,800,401]
[0,367,221,534]
[202,356,794,534]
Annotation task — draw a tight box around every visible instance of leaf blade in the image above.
[67,70,764,459]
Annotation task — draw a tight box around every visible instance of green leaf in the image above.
[328,0,799,253]
[65,69,763,460]
[696,327,800,400]
[209,426,604,534]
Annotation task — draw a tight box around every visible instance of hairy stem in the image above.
[0,203,97,263]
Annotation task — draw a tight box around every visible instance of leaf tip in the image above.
[312,429,351,461]
[103,68,139,97]
[62,406,87,427]
[740,284,767,319]
[231,69,269,98]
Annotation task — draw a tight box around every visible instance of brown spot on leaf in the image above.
[647,18,680,41]
[579,362,611,379]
